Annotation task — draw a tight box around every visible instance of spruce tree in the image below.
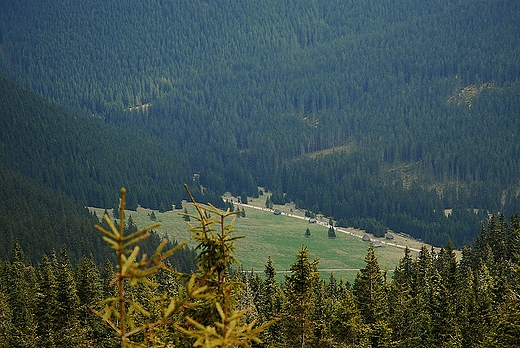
[432,243,460,346]
[507,212,520,261]
[257,256,285,347]
[92,187,270,347]
[54,247,86,347]
[428,269,462,347]
[352,243,391,347]
[310,279,335,347]
[35,254,59,348]
[463,262,497,346]
[76,255,116,347]
[283,246,319,348]
[388,247,415,345]
[328,226,336,239]
[0,290,14,348]
[236,272,259,325]
[406,246,434,347]
[265,196,273,209]
[487,249,520,347]
[183,208,190,221]
[7,242,37,348]
[330,281,367,346]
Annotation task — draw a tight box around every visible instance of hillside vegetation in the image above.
[90,196,426,283]
[1,0,520,256]
[1,192,519,347]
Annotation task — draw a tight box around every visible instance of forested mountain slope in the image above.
[0,73,192,210]
[1,211,519,347]
[0,74,198,267]
[1,0,520,248]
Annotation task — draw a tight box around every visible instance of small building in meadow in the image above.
[362,234,371,242]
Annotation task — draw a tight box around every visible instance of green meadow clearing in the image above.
[90,195,433,283]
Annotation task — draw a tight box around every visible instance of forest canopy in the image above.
[1,0,519,253]
[1,194,519,347]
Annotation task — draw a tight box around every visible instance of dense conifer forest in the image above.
[2,0,520,253]
[1,0,520,251]
[1,0,520,344]
[1,201,519,347]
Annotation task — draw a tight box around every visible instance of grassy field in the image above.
[90,194,434,283]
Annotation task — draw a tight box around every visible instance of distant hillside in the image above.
[0,73,192,209]
[1,0,520,248]
[0,74,199,268]
[0,163,101,263]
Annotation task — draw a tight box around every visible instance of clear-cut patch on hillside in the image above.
[447,82,495,107]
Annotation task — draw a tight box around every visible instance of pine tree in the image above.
[427,269,462,347]
[54,247,87,347]
[35,254,59,348]
[406,246,434,347]
[126,215,138,234]
[487,258,520,347]
[310,279,335,347]
[92,187,270,347]
[462,262,496,346]
[236,272,259,325]
[328,226,336,239]
[507,212,520,261]
[6,242,37,348]
[388,247,415,345]
[112,204,120,219]
[487,214,508,264]
[76,255,116,347]
[0,290,14,348]
[172,185,271,346]
[265,196,273,209]
[330,282,367,347]
[100,259,115,299]
[283,245,319,348]
[0,259,12,347]
[353,243,391,347]
[257,256,285,347]
[182,208,190,221]
[432,243,461,346]
[353,244,387,324]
